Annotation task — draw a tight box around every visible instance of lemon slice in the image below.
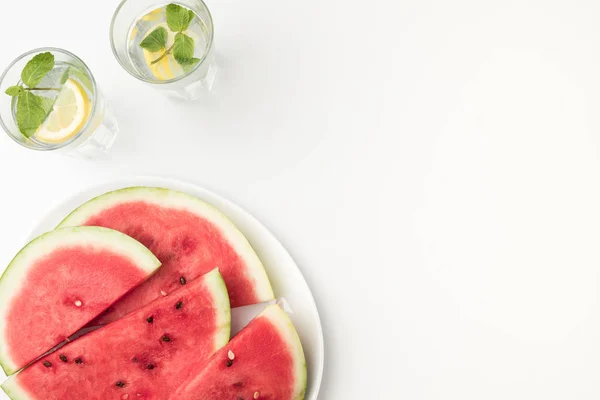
[35,78,91,144]
[143,7,164,22]
[144,48,179,81]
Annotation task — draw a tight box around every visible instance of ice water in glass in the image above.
[111,0,217,100]
[0,48,119,158]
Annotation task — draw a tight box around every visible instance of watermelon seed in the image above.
[179,276,186,285]
[226,359,233,367]
[233,382,243,388]
[161,334,171,342]
[116,381,126,388]
[175,301,183,309]
[254,392,260,399]
[132,357,138,362]
[75,357,83,364]
[59,354,68,363]
[147,364,155,370]
[237,398,244,400]
[43,361,52,368]
[146,316,154,323]
[228,350,235,360]
[74,300,82,307]
[122,395,129,399]
[161,290,167,296]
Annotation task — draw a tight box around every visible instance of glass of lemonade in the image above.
[110,0,217,100]
[0,48,119,158]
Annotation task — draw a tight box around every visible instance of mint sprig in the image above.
[140,4,199,71]
[4,52,60,137]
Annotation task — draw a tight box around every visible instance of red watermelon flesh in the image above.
[0,227,161,376]
[170,305,307,400]
[58,187,274,325]
[1,269,231,400]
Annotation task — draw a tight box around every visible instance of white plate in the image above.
[0,176,324,400]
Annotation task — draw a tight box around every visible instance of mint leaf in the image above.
[140,27,168,52]
[166,4,194,32]
[16,92,48,137]
[5,86,24,96]
[21,52,55,88]
[173,33,195,65]
[188,10,195,23]
[181,58,201,73]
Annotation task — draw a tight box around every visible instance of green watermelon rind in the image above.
[57,186,275,303]
[1,268,231,400]
[261,305,308,400]
[0,226,162,377]
[201,268,232,353]
[1,376,29,400]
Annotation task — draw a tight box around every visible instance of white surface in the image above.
[0,177,324,399]
[1,0,600,398]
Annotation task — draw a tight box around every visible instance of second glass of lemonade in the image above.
[0,48,119,158]
[111,0,217,100]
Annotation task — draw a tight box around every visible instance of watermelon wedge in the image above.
[171,304,307,400]
[58,186,274,324]
[1,268,231,400]
[0,226,161,376]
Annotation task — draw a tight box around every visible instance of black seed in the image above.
[161,334,171,342]
[233,382,243,388]
[179,276,186,285]
[132,357,138,363]
[43,361,52,368]
[146,316,154,323]
[226,359,233,367]
[116,381,126,388]
[175,301,183,310]
[237,397,244,400]
[147,364,155,370]
[59,354,68,363]
[75,357,83,364]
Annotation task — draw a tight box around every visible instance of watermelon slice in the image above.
[1,268,231,400]
[171,304,307,400]
[0,226,161,376]
[58,186,274,324]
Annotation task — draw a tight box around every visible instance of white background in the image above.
[1,0,600,398]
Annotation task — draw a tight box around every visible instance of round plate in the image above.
[0,176,324,400]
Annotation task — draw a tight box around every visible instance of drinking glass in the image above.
[0,48,119,159]
[110,0,217,100]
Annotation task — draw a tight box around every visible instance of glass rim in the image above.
[109,0,215,85]
[0,47,99,151]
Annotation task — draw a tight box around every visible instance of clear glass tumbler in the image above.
[110,0,217,100]
[0,48,119,159]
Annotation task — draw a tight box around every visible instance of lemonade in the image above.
[127,5,210,81]
[0,48,119,158]
[111,0,216,100]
